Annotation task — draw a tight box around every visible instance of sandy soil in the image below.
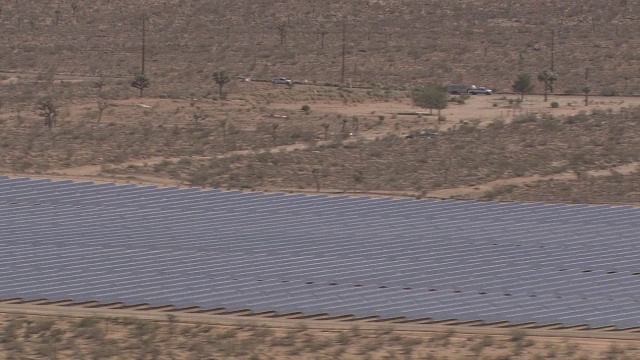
[0,301,637,360]
[31,93,640,201]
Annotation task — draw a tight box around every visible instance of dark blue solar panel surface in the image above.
[1,176,639,328]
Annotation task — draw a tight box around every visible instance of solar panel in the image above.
[0,177,639,329]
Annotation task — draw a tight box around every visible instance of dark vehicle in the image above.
[405,132,442,139]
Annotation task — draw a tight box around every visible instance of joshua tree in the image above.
[219,119,227,141]
[583,68,590,106]
[583,86,591,106]
[317,27,328,49]
[276,22,288,45]
[353,169,364,190]
[71,2,78,22]
[130,74,150,97]
[54,5,61,26]
[93,75,107,96]
[351,116,359,132]
[97,101,108,123]
[37,99,57,128]
[213,70,231,98]
[512,73,535,100]
[412,83,448,119]
[192,111,208,126]
[321,123,330,140]
[537,70,558,102]
[311,167,328,192]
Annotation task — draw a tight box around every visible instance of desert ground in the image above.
[0,300,639,360]
[0,0,639,358]
[2,79,639,203]
[1,82,640,360]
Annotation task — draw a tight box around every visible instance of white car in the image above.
[468,87,492,95]
[272,77,293,85]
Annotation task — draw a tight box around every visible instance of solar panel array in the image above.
[0,176,639,329]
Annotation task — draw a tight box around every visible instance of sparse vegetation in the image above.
[512,73,535,100]
[130,74,150,97]
[213,70,232,99]
[412,83,448,118]
[0,4,638,358]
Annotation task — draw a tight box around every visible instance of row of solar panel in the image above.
[3,276,639,329]
[1,177,639,329]
[1,177,637,225]
[1,236,638,301]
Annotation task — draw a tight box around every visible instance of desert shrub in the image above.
[603,343,625,359]
[482,184,519,200]
[470,335,494,354]
[2,319,23,342]
[216,328,238,339]
[455,121,478,133]
[512,113,537,124]
[301,104,310,113]
[565,112,590,124]
[429,329,455,347]
[509,329,527,342]
[376,324,395,336]
[75,326,105,340]
[550,101,559,108]
[76,316,100,328]
[336,332,351,345]
[486,118,506,129]
[449,96,465,104]
[28,319,55,334]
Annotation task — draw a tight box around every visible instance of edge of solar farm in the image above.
[1,176,639,333]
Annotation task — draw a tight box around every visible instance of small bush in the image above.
[301,104,311,113]
[77,317,100,328]
[550,101,560,108]
[449,96,465,104]
[512,113,538,124]
[336,332,351,345]
[509,329,527,342]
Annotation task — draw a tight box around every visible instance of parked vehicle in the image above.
[467,87,492,95]
[405,132,442,139]
[447,84,471,95]
[272,77,293,85]
[447,84,492,95]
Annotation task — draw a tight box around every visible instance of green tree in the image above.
[130,74,150,97]
[512,73,535,100]
[412,83,448,119]
[537,70,558,102]
[213,71,232,98]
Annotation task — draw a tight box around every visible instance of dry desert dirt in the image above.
[0,0,639,357]
[1,87,640,359]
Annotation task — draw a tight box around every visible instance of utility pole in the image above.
[341,19,346,84]
[141,15,146,75]
[584,67,590,107]
[550,29,555,72]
